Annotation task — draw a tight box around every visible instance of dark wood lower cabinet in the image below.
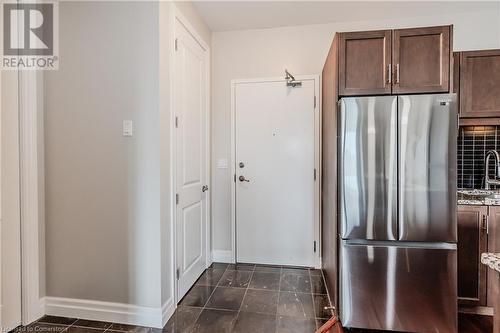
[458,205,488,306]
[488,207,500,308]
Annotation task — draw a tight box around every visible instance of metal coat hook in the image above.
[285,69,302,87]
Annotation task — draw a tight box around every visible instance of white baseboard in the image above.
[22,298,46,325]
[211,250,234,263]
[44,297,174,328]
[161,298,175,327]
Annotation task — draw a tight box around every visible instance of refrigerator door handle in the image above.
[344,239,457,250]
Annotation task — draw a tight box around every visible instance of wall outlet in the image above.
[123,120,133,137]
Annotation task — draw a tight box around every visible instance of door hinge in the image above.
[176,193,179,205]
[313,241,317,253]
[175,116,178,128]
[314,96,317,108]
[175,38,178,51]
[176,268,180,280]
[234,174,236,182]
[314,169,317,181]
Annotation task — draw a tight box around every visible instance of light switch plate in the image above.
[123,120,133,137]
[217,158,228,169]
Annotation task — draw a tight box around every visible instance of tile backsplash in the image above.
[458,126,500,189]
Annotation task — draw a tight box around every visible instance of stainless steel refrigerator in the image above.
[339,94,458,333]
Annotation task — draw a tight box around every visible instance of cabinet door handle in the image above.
[387,64,392,84]
[395,64,400,84]
[482,215,490,234]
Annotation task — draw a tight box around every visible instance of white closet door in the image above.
[174,18,209,301]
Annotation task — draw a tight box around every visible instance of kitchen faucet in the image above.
[484,150,500,190]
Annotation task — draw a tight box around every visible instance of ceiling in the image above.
[193,1,499,32]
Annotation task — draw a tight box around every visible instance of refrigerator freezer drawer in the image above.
[340,241,457,333]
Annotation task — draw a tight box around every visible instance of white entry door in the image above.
[174,18,209,300]
[234,78,319,267]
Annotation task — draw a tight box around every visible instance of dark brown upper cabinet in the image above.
[338,25,452,96]
[392,26,451,94]
[460,49,500,118]
[339,30,392,96]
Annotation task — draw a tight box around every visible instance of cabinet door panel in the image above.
[487,207,500,307]
[393,26,451,94]
[339,30,392,96]
[458,205,488,306]
[460,50,500,118]
[453,52,460,95]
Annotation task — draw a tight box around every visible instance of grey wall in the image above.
[211,5,500,253]
[45,1,161,307]
[44,0,211,309]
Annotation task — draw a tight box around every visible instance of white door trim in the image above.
[2,70,45,327]
[0,61,2,329]
[230,76,322,268]
[19,72,45,324]
[170,6,211,305]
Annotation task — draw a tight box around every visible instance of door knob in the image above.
[202,185,209,192]
[239,176,250,182]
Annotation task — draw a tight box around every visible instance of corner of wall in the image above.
[173,1,211,47]
[212,250,234,263]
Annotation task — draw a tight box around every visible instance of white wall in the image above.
[211,7,500,253]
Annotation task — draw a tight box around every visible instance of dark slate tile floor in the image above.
[176,262,332,333]
[9,263,492,333]
[13,316,157,333]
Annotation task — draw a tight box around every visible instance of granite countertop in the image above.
[481,253,500,273]
[458,189,500,206]
[458,198,500,206]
